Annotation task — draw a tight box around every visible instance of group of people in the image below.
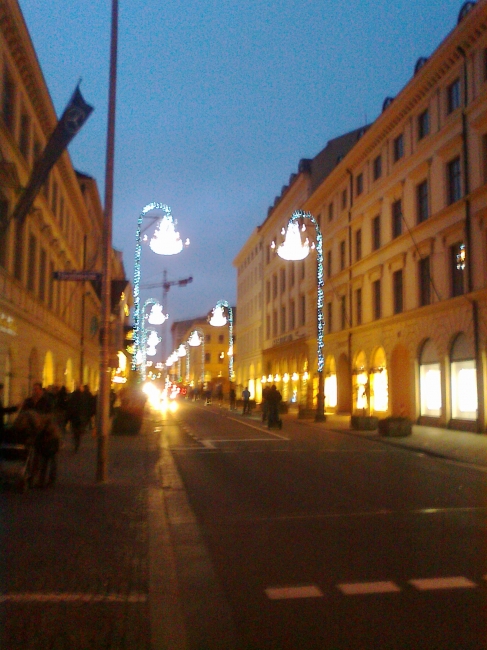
[0,382,97,488]
[261,384,283,426]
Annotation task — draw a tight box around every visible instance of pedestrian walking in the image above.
[229,387,236,410]
[242,387,251,415]
[67,385,93,452]
[20,382,52,414]
[261,385,271,423]
[267,384,282,428]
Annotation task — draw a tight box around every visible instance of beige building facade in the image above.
[235,0,487,432]
[0,0,130,407]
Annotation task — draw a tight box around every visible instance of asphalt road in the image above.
[166,401,487,650]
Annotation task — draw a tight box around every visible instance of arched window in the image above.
[419,339,441,417]
[450,333,477,420]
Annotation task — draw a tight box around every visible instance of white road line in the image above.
[207,438,284,443]
[265,585,324,600]
[338,581,401,595]
[201,439,216,448]
[0,592,147,603]
[409,576,477,591]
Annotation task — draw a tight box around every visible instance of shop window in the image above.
[419,339,441,417]
[450,333,477,420]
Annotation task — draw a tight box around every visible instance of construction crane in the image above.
[141,270,193,359]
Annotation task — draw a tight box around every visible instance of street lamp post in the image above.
[209,301,234,385]
[276,210,325,422]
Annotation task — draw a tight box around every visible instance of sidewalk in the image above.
[0,419,161,650]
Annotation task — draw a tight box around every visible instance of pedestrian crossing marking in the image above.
[409,576,477,591]
[265,585,324,600]
[0,592,147,603]
[338,581,401,595]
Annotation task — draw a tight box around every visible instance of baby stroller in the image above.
[0,410,39,492]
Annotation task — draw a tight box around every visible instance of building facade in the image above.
[235,0,487,432]
[0,0,130,407]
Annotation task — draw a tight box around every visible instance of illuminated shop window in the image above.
[371,369,388,412]
[450,333,477,420]
[419,338,441,417]
[324,374,337,408]
[420,363,442,417]
[451,360,477,420]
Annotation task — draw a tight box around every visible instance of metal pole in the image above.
[96,0,118,482]
[79,234,87,387]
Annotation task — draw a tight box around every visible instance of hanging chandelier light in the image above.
[147,303,168,325]
[177,343,187,357]
[276,221,310,261]
[149,212,190,256]
[188,330,203,347]
[209,304,227,327]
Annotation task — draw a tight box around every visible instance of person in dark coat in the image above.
[67,386,93,452]
[242,387,251,414]
[229,387,236,410]
[21,382,52,414]
[267,385,282,427]
[261,385,271,423]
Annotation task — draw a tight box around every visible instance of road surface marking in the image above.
[201,439,216,448]
[0,592,147,603]
[409,577,477,591]
[265,585,324,600]
[338,581,400,595]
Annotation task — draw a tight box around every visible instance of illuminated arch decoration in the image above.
[132,203,188,373]
[209,301,234,381]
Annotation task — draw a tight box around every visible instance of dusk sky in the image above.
[19,0,464,329]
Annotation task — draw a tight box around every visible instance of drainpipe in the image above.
[458,45,483,432]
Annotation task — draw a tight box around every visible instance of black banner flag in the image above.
[12,84,93,229]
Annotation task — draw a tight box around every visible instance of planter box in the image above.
[378,417,412,437]
[351,415,379,431]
